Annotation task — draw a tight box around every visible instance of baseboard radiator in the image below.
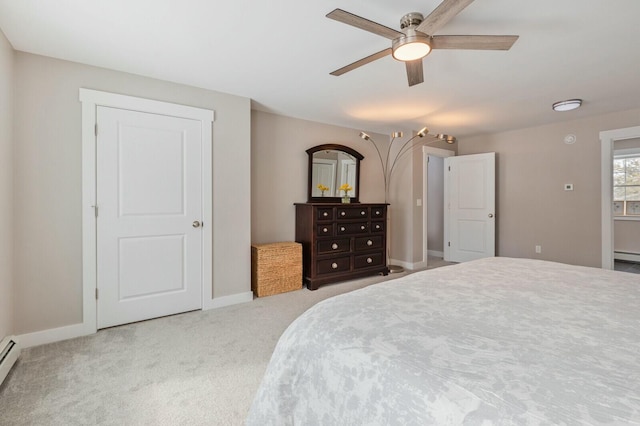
[614,251,640,263]
[0,336,21,386]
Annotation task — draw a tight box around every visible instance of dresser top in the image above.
[294,202,389,206]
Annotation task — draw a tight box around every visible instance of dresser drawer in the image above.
[336,222,368,235]
[316,208,334,221]
[317,224,333,236]
[371,206,385,219]
[317,238,350,254]
[337,207,369,219]
[317,256,350,275]
[355,235,383,251]
[354,252,384,269]
[371,221,385,233]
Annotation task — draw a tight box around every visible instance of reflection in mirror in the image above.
[311,150,357,197]
[307,144,363,203]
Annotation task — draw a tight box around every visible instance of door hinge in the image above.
[448,165,451,171]
[448,242,451,247]
[94,123,98,136]
[95,288,99,300]
[92,205,98,217]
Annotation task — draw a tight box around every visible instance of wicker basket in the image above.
[251,242,302,297]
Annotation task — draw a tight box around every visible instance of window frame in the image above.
[613,150,640,221]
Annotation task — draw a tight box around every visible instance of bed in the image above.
[246,257,640,425]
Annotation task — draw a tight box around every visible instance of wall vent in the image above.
[0,336,21,386]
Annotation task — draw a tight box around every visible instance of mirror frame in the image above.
[307,144,364,203]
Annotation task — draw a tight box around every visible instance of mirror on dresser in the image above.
[307,144,363,203]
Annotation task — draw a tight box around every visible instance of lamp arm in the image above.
[365,136,388,198]
[387,134,423,181]
[388,136,440,181]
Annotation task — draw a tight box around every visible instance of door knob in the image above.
[488,214,494,218]
[192,220,201,228]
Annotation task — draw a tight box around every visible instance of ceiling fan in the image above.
[326,0,519,86]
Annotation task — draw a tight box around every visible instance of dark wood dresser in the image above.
[295,203,389,290]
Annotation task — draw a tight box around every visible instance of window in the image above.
[613,155,640,216]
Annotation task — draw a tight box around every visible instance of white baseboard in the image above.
[203,291,254,310]
[18,291,254,348]
[614,251,640,262]
[389,258,419,271]
[427,250,444,258]
[18,322,93,349]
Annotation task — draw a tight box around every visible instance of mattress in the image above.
[246,257,640,425]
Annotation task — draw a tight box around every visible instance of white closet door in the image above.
[96,106,203,329]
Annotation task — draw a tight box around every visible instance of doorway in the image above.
[80,89,214,334]
[600,125,640,270]
[422,146,455,267]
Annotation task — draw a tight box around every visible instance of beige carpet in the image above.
[0,258,453,425]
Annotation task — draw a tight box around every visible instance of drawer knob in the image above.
[361,211,366,215]
[375,211,381,215]
[367,240,373,246]
[361,225,365,230]
[323,227,328,233]
[332,243,338,250]
[375,224,381,230]
[341,211,346,216]
[332,262,338,269]
[323,212,328,217]
[367,257,373,264]
[340,227,345,231]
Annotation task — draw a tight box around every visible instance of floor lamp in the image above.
[359,129,456,273]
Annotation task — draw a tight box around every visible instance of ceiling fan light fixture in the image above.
[552,99,582,112]
[392,32,431,62]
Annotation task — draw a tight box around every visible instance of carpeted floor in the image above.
[0,258,453,426]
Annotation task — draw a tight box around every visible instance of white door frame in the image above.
[420,146,455,269]
[80,89,214,335]
[600,125,640,270]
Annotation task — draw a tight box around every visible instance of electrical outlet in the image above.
[564,183,574,191]
[416,198,422,207]
[535,245,542,254]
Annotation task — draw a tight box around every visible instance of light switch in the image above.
[416,198,422,206]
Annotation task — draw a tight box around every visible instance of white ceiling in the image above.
[1,0,639,138]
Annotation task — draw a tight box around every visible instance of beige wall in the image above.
[0,29,13,338]
[251,110,387,244]
[13,52,251,334]
[459,108,640,267]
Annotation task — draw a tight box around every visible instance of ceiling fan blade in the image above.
[330,48,392,76]
[326,9,403,40]
[416,0,475,35]
[406,60,424,87]
[431,35,519,50]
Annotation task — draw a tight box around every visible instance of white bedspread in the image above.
[246,257,640,425]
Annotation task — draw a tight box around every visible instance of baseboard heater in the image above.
[0,336,21,386]
[614,251,640,263]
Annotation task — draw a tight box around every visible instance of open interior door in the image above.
[444,152,496,262]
